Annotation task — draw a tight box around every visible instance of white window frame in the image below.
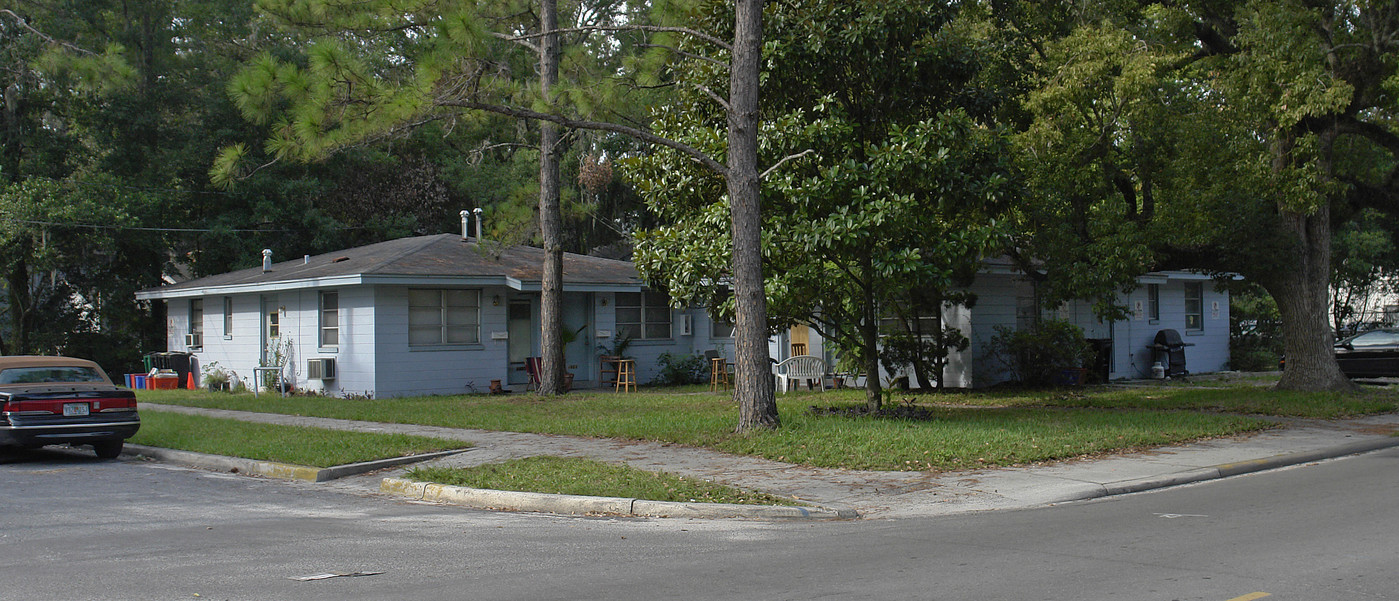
[189,298,203,349]
[222,296,233,338]
[1147,284,1160,323]
[616,291,672,340]
[1184,282,1204,331]
[319,291,339,348]
[408,289,481,346]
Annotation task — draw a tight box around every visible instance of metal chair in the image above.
[524,357,543,391]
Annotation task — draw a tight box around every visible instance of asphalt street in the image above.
[3,445,1396,600]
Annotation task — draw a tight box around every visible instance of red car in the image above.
[0,356,140,458]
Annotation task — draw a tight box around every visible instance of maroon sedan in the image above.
[0,356,140,458]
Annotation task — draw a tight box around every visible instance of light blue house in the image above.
[781,261,1231,388]
[134,232,736,397]
[136,232,1229,396]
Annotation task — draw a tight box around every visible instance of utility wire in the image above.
[2,218,293,233]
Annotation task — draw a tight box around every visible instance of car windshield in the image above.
[0,366,107,384]
[1349,330,1399,347]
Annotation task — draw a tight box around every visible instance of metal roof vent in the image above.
[262,249,273,273]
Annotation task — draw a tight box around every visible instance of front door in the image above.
[562,293,593,386]
[261,295,280,365]
[507,300,533,385]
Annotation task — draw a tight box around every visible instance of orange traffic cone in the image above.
[187,372,196,390]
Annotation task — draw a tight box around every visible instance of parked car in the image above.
[1333,329,1399,379]
[0,356,140,458]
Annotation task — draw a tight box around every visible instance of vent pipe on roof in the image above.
[460,210,471,241]
[262,249,272,273]
[473,207,484,240]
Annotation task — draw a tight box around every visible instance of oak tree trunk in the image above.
[1267,205,1353,392]
[729,0,778,431]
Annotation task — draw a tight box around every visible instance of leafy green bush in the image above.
[650,352,708,386]
[988,320,1093,386]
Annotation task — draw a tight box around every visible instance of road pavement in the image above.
[6,443,1397,600]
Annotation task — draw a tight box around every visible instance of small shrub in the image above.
[651,352,708,386]
[988,320,1093,386]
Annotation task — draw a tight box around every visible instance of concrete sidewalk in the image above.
[138,403,1399,520]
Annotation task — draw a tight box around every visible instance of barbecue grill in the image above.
[1150,329,1194,378]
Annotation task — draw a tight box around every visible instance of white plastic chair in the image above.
[773,355,826,393]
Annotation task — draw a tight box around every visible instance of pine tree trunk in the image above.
[729,0,778,431]
[8,257,29,355]
[537,0,565,396]
[1269,206,1353,392]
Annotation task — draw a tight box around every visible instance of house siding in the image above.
[963,273,1230,387]
[1117,279,1230,378]
[372,285,512,397]
[966,273,1035,387]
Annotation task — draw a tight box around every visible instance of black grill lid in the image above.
[1154,329,1185,347]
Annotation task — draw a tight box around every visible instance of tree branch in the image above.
[505,25,732,52]
[638,43,728,68]
[0,9,97,55]
[760,149,815,180]
[693,83,731,112]
[491,31,539,54]
[439,99,729,176]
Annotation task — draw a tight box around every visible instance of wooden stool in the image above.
[709,357,731,392]
[615,359,636,393]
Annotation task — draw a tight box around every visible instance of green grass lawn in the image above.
[939,384,1398,418]
[130,411,468,467]
[406,457,799,505]
[132,379,1387,471]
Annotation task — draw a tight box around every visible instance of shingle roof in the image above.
[136,234,642,299]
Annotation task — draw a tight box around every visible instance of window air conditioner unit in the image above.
[184,333,202,348]
[679,314,693,336]
[307,358,336,380]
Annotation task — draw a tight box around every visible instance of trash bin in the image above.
[1087,338,1112,383]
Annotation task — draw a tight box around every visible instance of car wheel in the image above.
[92,441,124,459]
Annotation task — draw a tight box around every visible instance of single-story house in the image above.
[135,232,1228,397]
[134,232,746,397]
[781,261,1230,388]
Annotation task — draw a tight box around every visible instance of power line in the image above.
[4,218,289,232]
[0,216,377,233]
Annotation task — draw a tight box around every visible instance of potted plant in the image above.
[596,330,634,360]
[595,331,635,389]
[559,325,587,391]
[202,361,233,392]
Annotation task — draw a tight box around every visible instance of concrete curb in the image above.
[1077,435,1399,503]
[381,477,859,520]
[126,445,467,482]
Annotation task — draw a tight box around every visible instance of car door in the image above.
[1335,330,1399,377]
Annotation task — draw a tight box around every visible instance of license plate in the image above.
[63,403,90,417]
